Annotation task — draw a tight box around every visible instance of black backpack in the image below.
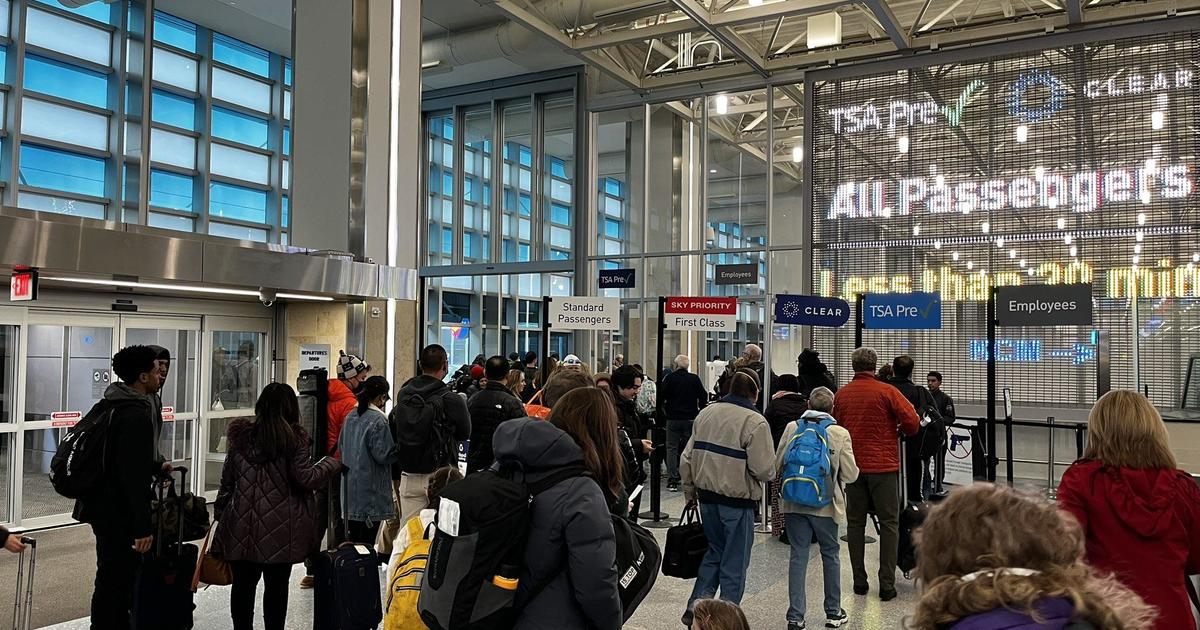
[611,515,661,621]
[50,400,117,499]
[391,388,455,475]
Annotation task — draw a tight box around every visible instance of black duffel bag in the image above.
[151,466,210,543]
[662,503,708,579]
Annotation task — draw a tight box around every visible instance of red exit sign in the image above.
[10,269,37,302]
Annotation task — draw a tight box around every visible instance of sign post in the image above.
[643,296,670,528]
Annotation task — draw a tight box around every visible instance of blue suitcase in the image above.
[313,543,382,630]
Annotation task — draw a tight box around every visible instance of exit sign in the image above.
[10,269,37,302]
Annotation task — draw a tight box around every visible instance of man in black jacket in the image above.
[611,365,651,513]
[888,355,934,501]
[659,355,707,492]
[927,371,956,493]
[74,345,166,630]
[466,356,527,474]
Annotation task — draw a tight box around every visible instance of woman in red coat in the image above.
[1057,390,1200,630]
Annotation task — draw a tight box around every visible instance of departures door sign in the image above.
[299,344,332,372]
[665,297,738,331]
[548,297,620,331]
[715,264,758,286]
[598,268,636,290]
[774,295,851,327]
[997,284,1093,327]
[863,292,942,329]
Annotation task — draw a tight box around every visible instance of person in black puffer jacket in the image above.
[611,366,651,513]
[466,356,527,474]
[492,418,622,630]
[797,349,838,396]
[764,375,810,448]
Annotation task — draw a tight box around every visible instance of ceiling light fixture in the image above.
[1015,124,1029,143]
[43,277,334,302]
[791,145,803,163]
[714,94,729,115]
[898,136,909,154]
[1151,110,1165,130]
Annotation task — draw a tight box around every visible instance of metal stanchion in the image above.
[1074,424,1085,460]
[755,481,772,534]
[1045,416,1057,500]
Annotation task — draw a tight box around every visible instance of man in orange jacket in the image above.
[301,350,370,588]
[831,347,919,602]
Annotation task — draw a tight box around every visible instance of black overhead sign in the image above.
[598,268,636,289]
[997,283,1093,327]
[715,263,758,285]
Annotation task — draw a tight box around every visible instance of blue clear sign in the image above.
[774,294,851,327]
[863,292,942,329]
[598,268,636,289]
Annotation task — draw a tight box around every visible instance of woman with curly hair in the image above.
[909,483,1155,630]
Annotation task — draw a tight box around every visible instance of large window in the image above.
[2,1,291,243]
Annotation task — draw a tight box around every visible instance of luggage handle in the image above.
[12,537,36,630]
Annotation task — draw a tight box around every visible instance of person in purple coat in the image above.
[909,484,1155,630]
[214,383,342,630]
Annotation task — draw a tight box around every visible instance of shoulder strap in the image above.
[525,465,587,496]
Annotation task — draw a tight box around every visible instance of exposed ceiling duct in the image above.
[422,21,550,70]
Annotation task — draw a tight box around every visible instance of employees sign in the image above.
[665,297,737,331]
[997,284,1093,327]
[548,297,620,331]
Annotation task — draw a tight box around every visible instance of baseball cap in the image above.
[562,354,583,366]
[336,350,370,381]
[470,365,485,380]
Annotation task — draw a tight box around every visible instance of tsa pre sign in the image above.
[548,297,620,331]
[665,297,738,331]
[863,292,942,329]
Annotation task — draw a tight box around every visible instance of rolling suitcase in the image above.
[11,536,35,630]
[897,438,929,578]
[313,543,383,630]
[133,471,198,630]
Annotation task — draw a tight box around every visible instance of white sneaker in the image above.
[826,609,849,628]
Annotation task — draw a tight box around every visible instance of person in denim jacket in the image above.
[338,375,397,546]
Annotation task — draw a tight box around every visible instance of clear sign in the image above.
[774,294,851,327]
[299,344,332,373]
[863,292,942,329]
[598,268,636,290]
[997,283,1093,327]
[547,297,620,331]
[10,269,37,301]
[665,297,738,331]
[714,263,758,285]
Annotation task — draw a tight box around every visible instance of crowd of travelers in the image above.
[8,340,1198,630]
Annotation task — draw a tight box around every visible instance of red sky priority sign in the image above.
[665,297,738,331]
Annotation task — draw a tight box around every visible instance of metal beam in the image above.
[669,0,769,75]
[574,18,699,51]
[710,0,846,27]
[486,0,645,90]
[863,0,912,48]
[1065,0,1084,23]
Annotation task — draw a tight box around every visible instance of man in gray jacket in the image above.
[680,371,776,625]
[774,387,859,630]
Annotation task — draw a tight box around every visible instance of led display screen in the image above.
[809,31,1200,407]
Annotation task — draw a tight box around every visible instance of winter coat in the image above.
[393,374,473,477]
[338,405,398,523]
[774,411,859,523]
[73,383,159,538]
[214,419,341,564]
[465,382,527,474]
[797,370,838,396]
[831,373,920,474]
[681,396,776,507]
[660,368,708,422]
[764,392,810,447]
[1057,459,1200,630]
[612,394,648,485]
[492,418,622,630]
[326,379,357,458]
[947,597,1097,630]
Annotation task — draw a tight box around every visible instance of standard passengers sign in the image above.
[665,297,738,331]
[547,297,620,331]
[997,283,1093,327]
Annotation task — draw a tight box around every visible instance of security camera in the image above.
[259,288,277,307]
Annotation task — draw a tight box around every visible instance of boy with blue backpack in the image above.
[775,386,859,630]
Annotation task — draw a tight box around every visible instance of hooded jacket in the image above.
[764,392,810,447]
[831,373,921,473]
[491,418,622,630]
[73,382,159,538]
[338,405,398,522]
[393,374,472,476]
[214,419,341,564]
[947,597,1096,630]
[326,378,357,458]
[465,381,527,474]
[1057,459,1200,630]
[681,396,777,507]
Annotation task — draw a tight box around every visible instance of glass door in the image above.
[0,307,24,527]
[200,317,270,496]
[121,316,202,480]
[20,312,118,527]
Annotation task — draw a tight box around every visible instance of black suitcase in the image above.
[11,536,36,630]
[897,439,929,579]
[662,504,708,579]
[313,543,382,630]
[133,471,198,630]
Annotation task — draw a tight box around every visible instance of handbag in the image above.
[662,503,708,579]
[524,390,552,420]
[190,522,232,591]
[151,467,210,543]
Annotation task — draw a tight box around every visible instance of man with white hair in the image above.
[738,344,768,410]
[659,354,708,492]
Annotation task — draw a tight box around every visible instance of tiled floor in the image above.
[35,484,921,630]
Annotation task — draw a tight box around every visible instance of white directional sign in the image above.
[547,297,621,331]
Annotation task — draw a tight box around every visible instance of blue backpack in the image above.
[780,416,835,508]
